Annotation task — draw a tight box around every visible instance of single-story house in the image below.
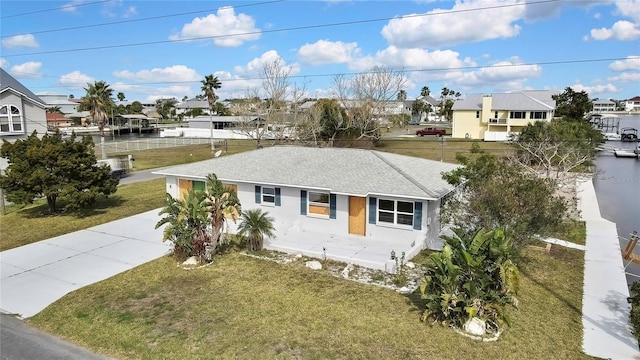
[46,112,72,129]
[153,146,460,271]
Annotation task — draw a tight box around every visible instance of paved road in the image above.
[1,314,110,360]
[118,167,164,185]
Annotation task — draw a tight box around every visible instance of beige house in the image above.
[451,90,557,141]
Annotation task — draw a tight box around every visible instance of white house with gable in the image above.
[153,146,460,271]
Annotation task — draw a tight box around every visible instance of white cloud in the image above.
[454,59,542,91]
[608,72,640,82]
[590,20,640,40]
[113,65,201,83]
[1,34,39,49]
[123,6,137,18]
[234,50,300,76]
[609,56,640,71]
[59,71,94,88]
[381,0,523,48]
[615,0,640,23]
[61,0,84,13]
[348,46,468,72]
[572,83,618,94]
[298,40,359,65]
[587,1,640,41]
[170,7,260,47]
[10,62,42,78]
[0,58,8,68]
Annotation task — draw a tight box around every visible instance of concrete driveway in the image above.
[0,209,171,318]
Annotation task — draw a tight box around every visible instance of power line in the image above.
[11,56,639,90]
[3,0,559,58]
[0,0,112,19]
[1,0,286,39]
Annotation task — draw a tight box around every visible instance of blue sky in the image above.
[1,0,639,103]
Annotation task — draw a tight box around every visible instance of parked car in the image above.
[416,127,446,137]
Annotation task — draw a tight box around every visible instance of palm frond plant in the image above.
[420,227,519,335]
[237,209,276,251]
[155,190,209,261]
[204,174,241,257]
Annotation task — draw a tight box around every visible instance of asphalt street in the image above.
[1,167,165,360]
[0,314,110,360]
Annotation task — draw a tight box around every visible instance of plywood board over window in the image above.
[223,183,238,194]
[178,179,192,200]
[178,179,204,199]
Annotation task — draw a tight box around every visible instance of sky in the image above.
[1,0,639,104]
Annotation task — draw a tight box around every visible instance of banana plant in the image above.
[420,227,520,333]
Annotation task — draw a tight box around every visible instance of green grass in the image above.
[0,178,166,251]
[552,220,587,245]
[112,140,271,170]
[376,138,514,163]
[9,138,592,359]
[28,247,589,360]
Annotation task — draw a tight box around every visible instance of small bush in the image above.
[628,282,640,341]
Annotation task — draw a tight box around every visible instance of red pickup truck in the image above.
[416,127,446,137]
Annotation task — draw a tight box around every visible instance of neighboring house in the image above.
[625,96,640,112]
[451,90,557,141]
[0,68,48,140]
[46,112,72,129]
[153,146,460,271]
[175,99,212,116]
[592,99,617,113]
[188,115,262,130]
[37,93,78,114]
[411,95,441,123]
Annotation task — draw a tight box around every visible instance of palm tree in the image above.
[117,92,126,101]
[420,86,430,98]
[81,80,114,136]
[46,106,62,113]
[201,74,222,150]
[397,89,407,102]
[238,209,276,251]
[155,191,210,261]
[204,173,241,256]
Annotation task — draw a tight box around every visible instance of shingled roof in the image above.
[0,68,46,107]
[453,90,557,111]
[154,146,460,200]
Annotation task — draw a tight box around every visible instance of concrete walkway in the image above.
[578,177,640,359]
[0,209,171,318]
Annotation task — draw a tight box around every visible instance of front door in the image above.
[178,179,192,200]
[348,196,366,236]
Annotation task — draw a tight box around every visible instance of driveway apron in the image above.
[0,209,171,318]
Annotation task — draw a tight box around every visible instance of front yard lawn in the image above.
[0,178,166,251]
[28,246,587,359]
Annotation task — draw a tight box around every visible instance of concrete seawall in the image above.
[578,177,639,359]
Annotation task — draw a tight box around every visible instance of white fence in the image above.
[99,137,223,155]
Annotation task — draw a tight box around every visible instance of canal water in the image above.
[592,115,640,285]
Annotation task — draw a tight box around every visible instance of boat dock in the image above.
[597,144,640,159]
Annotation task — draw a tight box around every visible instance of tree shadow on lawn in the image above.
[15,194,127,219]
[517,248,583,316]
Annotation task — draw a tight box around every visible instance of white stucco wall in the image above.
[162,175,443,253]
